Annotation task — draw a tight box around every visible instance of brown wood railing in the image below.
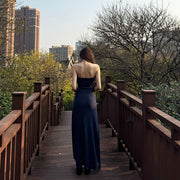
[98,76,180,180]
[0,77,63,180]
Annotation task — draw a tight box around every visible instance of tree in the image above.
[0,51,72,96]
[92,1,180,90]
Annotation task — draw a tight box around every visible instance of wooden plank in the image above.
[0,149,6,180]
[6,141,12,180]
[24,121,28,170]
[26,111,141,180]
[25,93,40,110]
[0,124,21,154]
[120,90,142,106]
[42,85,49,93]
[0,111,21,135]
[107,83,117,91]
[11,136,16,180]
[147,119,171,141]
[148,107,180,130]
[33,101,39,110]
[25,110,33,122]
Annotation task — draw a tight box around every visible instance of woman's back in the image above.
[73,60,99,78]
[72,60,101,91]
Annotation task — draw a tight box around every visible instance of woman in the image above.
[71,47,101,175]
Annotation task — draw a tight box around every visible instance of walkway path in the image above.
[26,111,141,180]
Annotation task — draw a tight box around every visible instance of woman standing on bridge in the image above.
[71,47,101,175]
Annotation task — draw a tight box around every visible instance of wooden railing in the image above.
[98,76,180,180]
[0,77,63,180]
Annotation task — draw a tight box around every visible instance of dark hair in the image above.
[79,47,95,63]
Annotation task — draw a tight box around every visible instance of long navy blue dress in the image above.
[72,77,101,170]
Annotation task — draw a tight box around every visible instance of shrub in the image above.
[63,90,75,111]
[142,82,180,120]
[0,93,12,119]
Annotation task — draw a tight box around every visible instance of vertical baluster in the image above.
[51,92,54,126]
[11,136,16,180]
[24,121,28,171]
[0,149,7,180]
[45,77,51,129]
[129,99,135,156]
[111,87,116,137]
[34,82,42,156]
[117,80,125,152]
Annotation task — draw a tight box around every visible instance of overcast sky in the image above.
[15,0,180,51]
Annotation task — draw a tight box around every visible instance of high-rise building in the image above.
[0,0,16,67]
[75,41,85,56]
[14,6,40,54]
[49,45,74,62]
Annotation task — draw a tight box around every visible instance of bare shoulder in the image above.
[93,63,100,71]
[72,63,80,70]
[72,63,78,68]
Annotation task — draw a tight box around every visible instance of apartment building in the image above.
[0,0,16,66]
[14,6,40,54]
[49,45,74,62]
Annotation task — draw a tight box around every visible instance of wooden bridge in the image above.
[0,77,180,180]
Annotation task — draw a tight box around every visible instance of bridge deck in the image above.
[26,111,141,180]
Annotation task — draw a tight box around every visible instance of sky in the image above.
[15,0,180,51]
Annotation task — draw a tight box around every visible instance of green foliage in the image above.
[0,93,12,119]
[63,90,75,111]
[0,51,73,119]
[0,51,71,96]
[142,82,180,120]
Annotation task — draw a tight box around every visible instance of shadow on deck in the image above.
[26,111,141,180]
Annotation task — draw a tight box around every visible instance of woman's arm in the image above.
[71,65,77,92]
[94,65,101,91]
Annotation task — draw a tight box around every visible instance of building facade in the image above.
[75,41,85,56]
[49,45,74,62]
[14,6,40,54]
[0,0,16,66]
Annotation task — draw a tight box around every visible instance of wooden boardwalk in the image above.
[26,111,141,180]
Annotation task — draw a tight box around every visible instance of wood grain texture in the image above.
[26,111,141,180]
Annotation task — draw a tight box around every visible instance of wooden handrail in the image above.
[0,77,63,180]
[25,92,40,110]
[107,82,117,91]
[42,84,49,93]
[98,76,180,179]
[0,124,21,153]
[148,106,180,130]
[0,110,21,135]
[120,90,142,106]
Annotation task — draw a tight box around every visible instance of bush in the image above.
[0,51,73,119]
[0,93,12,120]
[63,90,75,111]
[142,82,180,120]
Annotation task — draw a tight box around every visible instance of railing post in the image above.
[59,91,64,121]
[45,77,51,130]
[142,90,156,179]
[105,76,111,89]
[34,82,42,156]
[12,92,26,180]
[105,76,111,127]
[117,80,125,152]
[56,97,60,125]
